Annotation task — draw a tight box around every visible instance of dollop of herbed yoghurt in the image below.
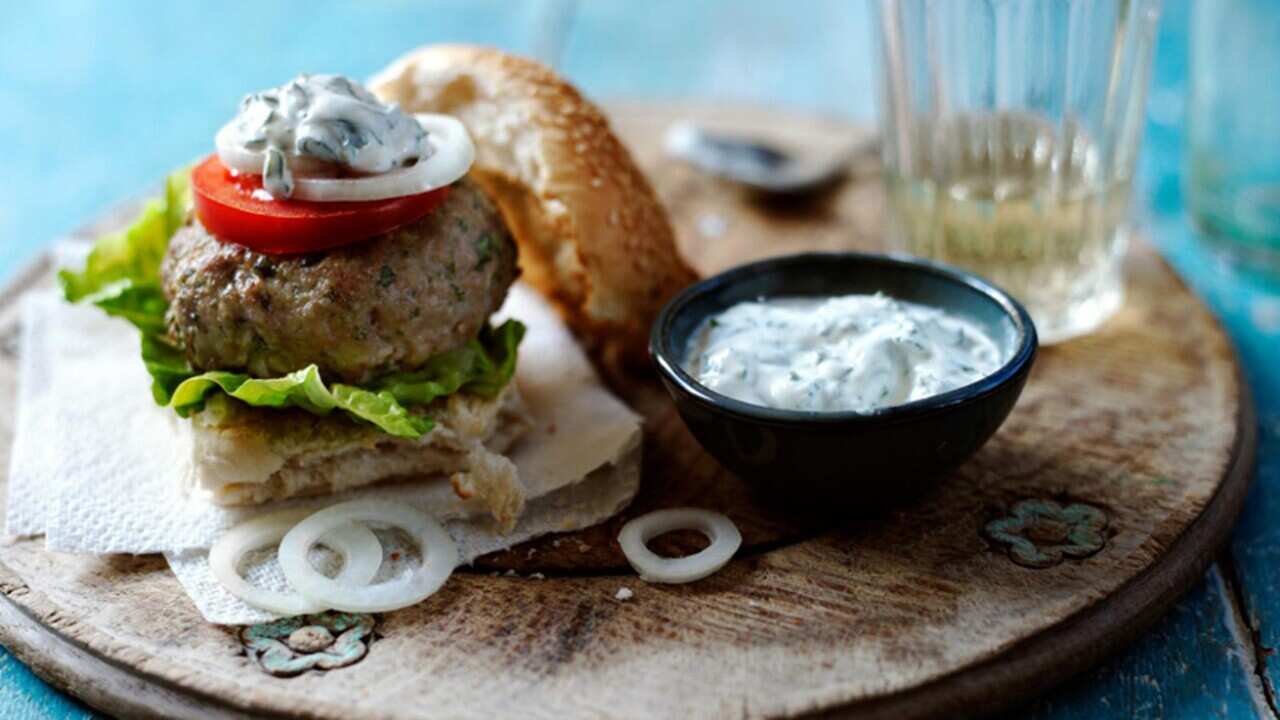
[215,74,431,198]
[684,293,1005,413]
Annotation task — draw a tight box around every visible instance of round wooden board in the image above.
[0,103,1256,720]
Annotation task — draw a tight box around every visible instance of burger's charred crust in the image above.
[161,178,518,384]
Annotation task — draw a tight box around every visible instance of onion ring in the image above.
[215,113,474,202]
[279,501,458,613]
[618,508,742,584]
[212,132,334,178]
[209,509,382,616]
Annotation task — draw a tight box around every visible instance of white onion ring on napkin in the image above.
[279,501,458,613]
[209,509,382,615]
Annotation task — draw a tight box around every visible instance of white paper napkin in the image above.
[5,293,60,537]
[8,269,642,624]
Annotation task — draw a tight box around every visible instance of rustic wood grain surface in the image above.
[0,105,1255,719]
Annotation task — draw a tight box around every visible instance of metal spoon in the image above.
[664,121,878,197]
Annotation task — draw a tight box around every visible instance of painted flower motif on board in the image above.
[984,499,1108,569]
[240,612,376,677]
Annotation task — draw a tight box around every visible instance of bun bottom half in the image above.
[177,383,532,531]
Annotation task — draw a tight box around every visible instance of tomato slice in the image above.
[190,154,450,255]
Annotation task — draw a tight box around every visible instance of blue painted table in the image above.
[1,1,1277,717]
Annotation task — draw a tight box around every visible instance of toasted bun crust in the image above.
[371,45,698,370]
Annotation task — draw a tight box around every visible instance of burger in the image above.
[59,46,696,531]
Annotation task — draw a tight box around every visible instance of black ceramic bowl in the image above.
[650,252,1037,513]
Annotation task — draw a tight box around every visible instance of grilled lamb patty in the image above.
[161,178,518,384]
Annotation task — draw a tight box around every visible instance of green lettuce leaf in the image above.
[162,319,525,439]
[168,366,434,438]
[59,169,190,307]
[60,167,522,439]
[374,320,525,405]
[86,281,170,336]
[140,332,197,405]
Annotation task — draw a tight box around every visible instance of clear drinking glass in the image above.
[871,0,1162,343]
[1187,0,1280,272]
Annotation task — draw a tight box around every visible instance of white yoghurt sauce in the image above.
[217,74,430,198]
[684,293,1005,413]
